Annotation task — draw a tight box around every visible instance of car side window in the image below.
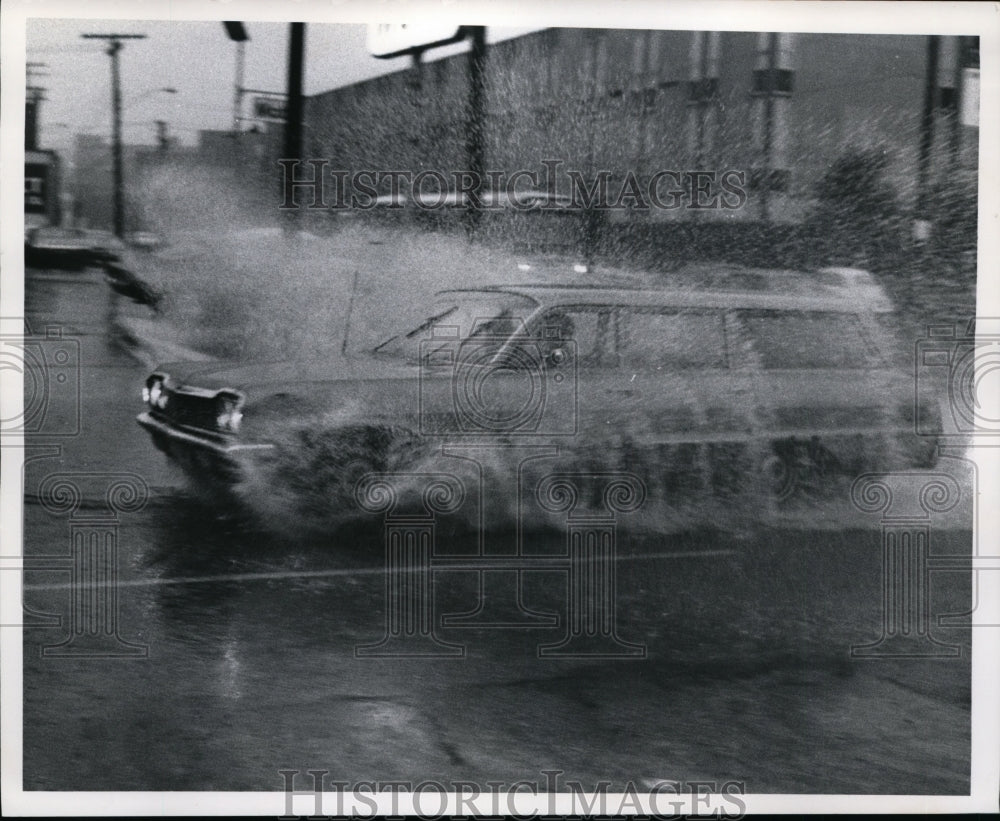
[739,311,874,369]
[531,308,609,366]
[467,309,523,340]
[616,309,729,370]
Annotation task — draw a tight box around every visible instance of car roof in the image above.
[436,265,894,313]
[373,188,578,209]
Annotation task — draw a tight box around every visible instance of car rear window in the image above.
[618,309,728,369]
[740,311,875,369]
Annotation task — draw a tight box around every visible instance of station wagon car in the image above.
[137,264,940,506]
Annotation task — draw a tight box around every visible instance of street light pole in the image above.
[234,39,246,134]
[82,33,147,238]
[284,23,305,167]
[109,39,125,237]
[223,22,250,135]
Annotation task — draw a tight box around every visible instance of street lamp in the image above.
[223,22,249,134]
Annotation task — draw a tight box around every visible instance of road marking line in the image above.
[19,549,738,591]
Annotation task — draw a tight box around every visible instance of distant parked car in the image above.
[136,262,940,507]
[124,231,164,251]
[25,226,131,269]
[83,230,126,263]
[25,227,103,269]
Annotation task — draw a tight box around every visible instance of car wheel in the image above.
[759,438,841,502]
[760,451,798,501]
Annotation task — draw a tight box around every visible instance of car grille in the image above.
[160,388,219,432]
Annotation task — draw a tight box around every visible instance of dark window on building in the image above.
[751,68,794,96]
[688,77,719,102]
[748,168,791,192]
[938,85,958,111]
[687,32,722,162]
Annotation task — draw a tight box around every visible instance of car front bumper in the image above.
[137,411,273,480]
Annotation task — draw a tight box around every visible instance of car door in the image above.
[606,305,755,493]
[737,308,903,477]
[525,304,747,492]
[522,304,614,444]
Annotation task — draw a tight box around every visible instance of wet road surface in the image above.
[20,265,973,794]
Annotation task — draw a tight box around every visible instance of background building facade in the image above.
[300,29,978,245]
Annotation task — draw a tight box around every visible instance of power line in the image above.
[27,45,103,54]
[80,33,148,41]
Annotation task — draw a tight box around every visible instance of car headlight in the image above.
[143,375,168,410]
[215,394,243,433]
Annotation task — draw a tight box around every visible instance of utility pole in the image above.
[26,62,48,150]
[82,33,147,238]
[283,22,306,230]
[234,39,246,134]
[155,120,169,154]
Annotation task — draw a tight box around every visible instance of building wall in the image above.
[25,149,61,228]
[302,29,978,226]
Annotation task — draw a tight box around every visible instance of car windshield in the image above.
[373,293,539,361]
